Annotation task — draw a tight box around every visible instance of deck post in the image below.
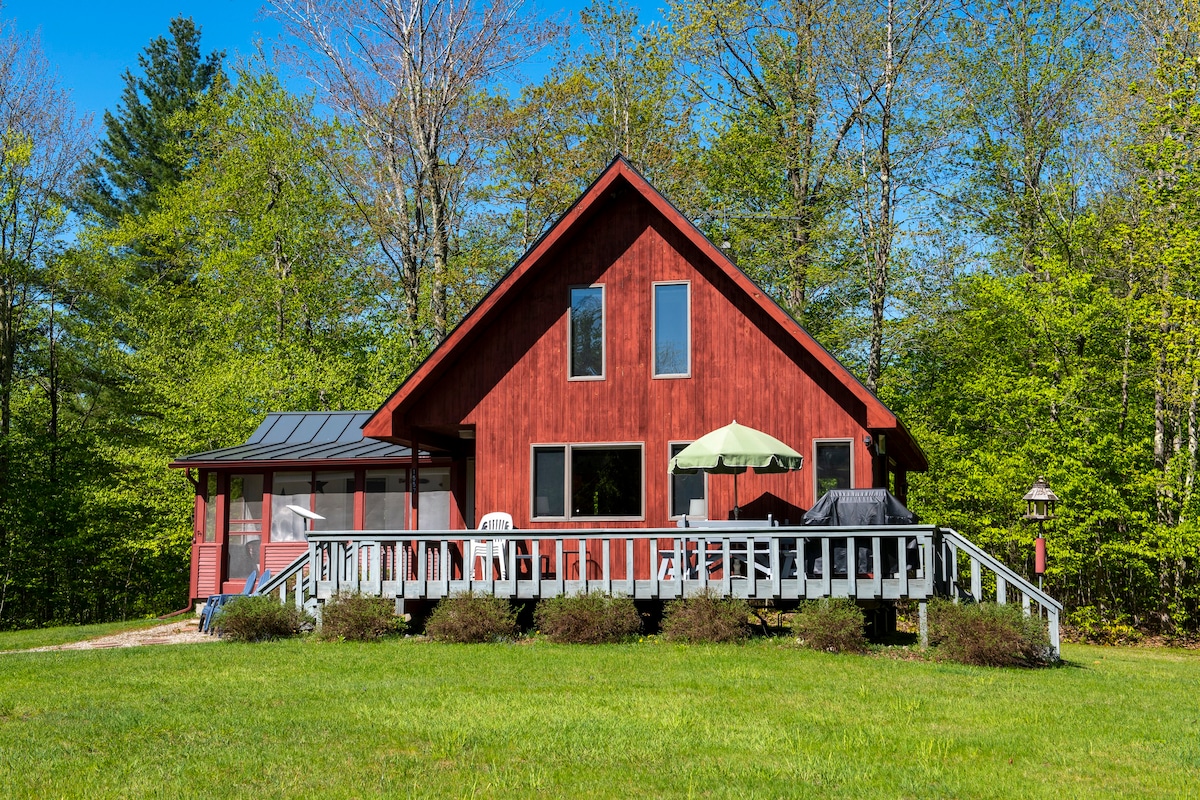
[918,599,928,648]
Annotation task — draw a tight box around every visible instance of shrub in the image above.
[660,592,750,643]
[318,593,406,641]
[214,595,312,642]
[792,598,867,654]
[425,592,518,643]
[928,599,1053,667]
[1065,607,1142,646]
[534,593,642,644]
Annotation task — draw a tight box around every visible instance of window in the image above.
[815,441,853,499]
[654,283,690,377]
[203,473,217,542]
[532,444,644,519]
[533,447,566,518]
[569,286,604,378]
[271,471,312,542]
[669,442,706,518]
[314,471,355,532]
[365,469,408,530]
[228,474,263,579]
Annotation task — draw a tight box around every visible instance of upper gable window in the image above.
[570,286,605,379]
[653,282,690,377]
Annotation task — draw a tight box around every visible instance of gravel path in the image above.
[23,619,215,652]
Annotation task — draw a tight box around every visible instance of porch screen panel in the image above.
[533,447,565,518]
[314,471,355,531]
[229,474,263,529]
[417,467,451,530]
[365,469,408,530]
[228,474,263,579]
[203,473,217,542]
[271,471,312,542]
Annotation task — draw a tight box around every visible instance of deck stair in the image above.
[242,525,1061,656]
[935,527,1062,654]
[255,551,319,618]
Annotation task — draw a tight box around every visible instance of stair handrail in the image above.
[940,527,1063,613]
[255,550,310,597]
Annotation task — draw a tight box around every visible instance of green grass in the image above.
[0,640,1196,798]
[0,618,166,651]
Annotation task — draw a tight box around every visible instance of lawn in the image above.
[0,637,1196,799]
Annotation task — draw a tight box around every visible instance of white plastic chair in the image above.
[469,512,514,579]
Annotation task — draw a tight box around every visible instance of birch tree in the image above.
[841,0,949,391]
[270,0,556,356]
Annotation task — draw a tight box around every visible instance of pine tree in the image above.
[76,16,224,225]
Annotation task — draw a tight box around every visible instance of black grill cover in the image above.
[802,488,918,526]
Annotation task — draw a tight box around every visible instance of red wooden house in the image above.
[174,157,927,602]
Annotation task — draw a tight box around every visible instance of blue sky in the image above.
[3,1,669,128]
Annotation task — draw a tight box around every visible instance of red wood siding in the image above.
[194,544,221,599]
[263,542,307,575]
[406,191,878,534]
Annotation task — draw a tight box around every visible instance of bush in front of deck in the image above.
[424,591,519,643]
[660,591,750,643]
[214,596,313,642]
[318,593,406,641]
[791,598,868,654]
[534,592,642,644]
[928,599,1053,667]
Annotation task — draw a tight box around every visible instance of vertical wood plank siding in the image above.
[407,193,878,564]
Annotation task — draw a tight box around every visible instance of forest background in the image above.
[0,0,1197,638]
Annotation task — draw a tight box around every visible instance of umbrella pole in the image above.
[733,472,739,520]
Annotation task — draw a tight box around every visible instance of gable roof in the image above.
[364,156,926,471]
[171,411,423,468]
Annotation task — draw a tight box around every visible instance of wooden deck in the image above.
[258,525,1061,655]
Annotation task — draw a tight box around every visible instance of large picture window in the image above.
[669,442,706,518]
[570,286,604,378]
[532,444,643,519]
[653,282,690,377]
[815,440,853,499]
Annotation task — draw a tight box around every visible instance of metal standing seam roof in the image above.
[172,412,424,465]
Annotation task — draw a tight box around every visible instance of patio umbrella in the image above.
[669,420,804,519]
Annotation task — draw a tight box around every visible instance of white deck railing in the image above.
[302,526,938,603]
[248,525,1059,656]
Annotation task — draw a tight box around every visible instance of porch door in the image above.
[226,474,264,583]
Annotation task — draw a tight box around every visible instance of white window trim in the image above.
[531,442,646,521]
[568,284,606,381]
[813,438,854,500]
[668,440,708,519]
[652,280,691,378]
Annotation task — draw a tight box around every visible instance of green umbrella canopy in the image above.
[669,420,804,475]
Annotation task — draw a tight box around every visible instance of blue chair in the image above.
[199,568,271,634]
